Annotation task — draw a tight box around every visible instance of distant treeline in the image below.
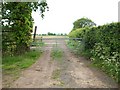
[34,32,67,36]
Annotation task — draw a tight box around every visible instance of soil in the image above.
[3,38,118,88]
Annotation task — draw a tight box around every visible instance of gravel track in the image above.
[9,38,118,88]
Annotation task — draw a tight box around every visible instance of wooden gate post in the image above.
[33,26,37,42]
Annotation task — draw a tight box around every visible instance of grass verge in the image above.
[2,50,43,87]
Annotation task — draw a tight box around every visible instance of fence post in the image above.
[40,36,42,42]
[33,26,37,42]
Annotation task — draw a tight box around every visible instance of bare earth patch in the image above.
[6,37,118,88]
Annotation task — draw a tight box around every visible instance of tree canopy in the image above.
[2,1,48,55]
[73,17,96,30]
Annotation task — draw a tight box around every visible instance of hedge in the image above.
[68,22,120,82]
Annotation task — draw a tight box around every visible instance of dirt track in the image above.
[10,38,118,88]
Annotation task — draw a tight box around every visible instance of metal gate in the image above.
[30,36,82,52]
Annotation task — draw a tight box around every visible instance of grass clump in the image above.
[2,50,42,75]
[51,48,63,62]
[52,69,61,80]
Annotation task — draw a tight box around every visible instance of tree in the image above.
[73,17,96,30]
[61,33,63,36]
[2,1,48,55]
[47,32,56,35]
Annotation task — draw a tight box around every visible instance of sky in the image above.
[32,0,119,34]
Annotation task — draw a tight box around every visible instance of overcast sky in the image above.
[32,0,119,34]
